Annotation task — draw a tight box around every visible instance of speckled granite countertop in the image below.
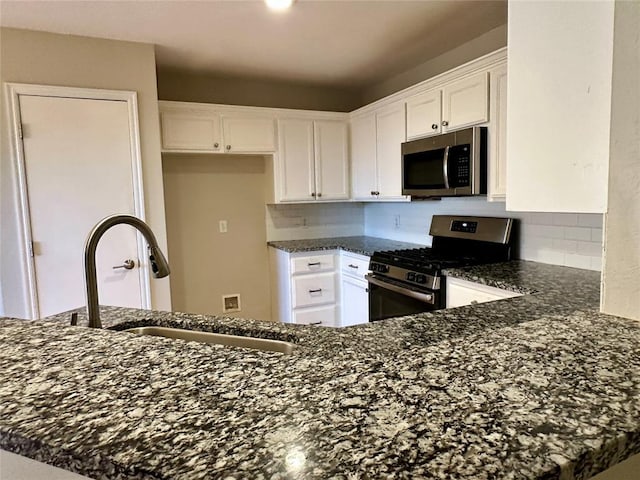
[2,261,640,480]
[267,235,424,256]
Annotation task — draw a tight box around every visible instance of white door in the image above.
[406,89,442,139]
[442,72,489,131]
[314,120,349,200]
[341,276,369,327]
[376,103,406,199]
[350,112,377,200]
[19,94,144,318]
[221,115,275,153]
[277,118,315,202]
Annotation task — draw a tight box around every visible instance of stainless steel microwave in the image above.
[401,126,487,198]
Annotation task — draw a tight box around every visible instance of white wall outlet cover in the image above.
[219,220,228,233]
[222,294,241,313]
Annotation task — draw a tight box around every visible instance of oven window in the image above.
[369,282,440,322]
[403,148,446,189]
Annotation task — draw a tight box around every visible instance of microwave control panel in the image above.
[451,145,470,187]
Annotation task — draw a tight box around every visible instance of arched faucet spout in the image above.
[84,214,170,328]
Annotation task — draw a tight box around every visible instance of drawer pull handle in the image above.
[348,264,359,269]
[307,262,321,267]
[308,288,322,293]
[309,321,322,325]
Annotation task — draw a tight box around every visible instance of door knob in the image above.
[113,259,135,270]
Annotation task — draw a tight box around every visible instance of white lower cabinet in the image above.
[270,248,339,327]
[446,277,522,308]
[341,276,368,327]
[339,251,370,327]
[270,248,371,328]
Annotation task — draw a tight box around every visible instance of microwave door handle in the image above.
[443,145,450,189]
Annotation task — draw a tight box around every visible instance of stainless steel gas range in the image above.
[367,215,515,321]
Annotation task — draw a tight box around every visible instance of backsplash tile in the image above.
[265,198,604,271]
[364,198,604,271]
[266,203,364,241]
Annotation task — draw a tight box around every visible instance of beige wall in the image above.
[0,27,171,317]
[157,68,361,112]
[162,154,272,321]
[601,0,640,320]
[361,24,507,105]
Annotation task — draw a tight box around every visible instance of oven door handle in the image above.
[365,274,435,305]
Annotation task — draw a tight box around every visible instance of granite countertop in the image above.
[267,235,425,256]
[1,261,640,480]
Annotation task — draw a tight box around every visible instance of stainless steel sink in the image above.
[125,326,294,354]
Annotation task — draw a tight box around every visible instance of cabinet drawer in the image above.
[292,273,336,308]
[293,305,338,327]
[340,252,370,280]
[291,253,335,274]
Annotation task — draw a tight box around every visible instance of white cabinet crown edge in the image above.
[349,47,507,120]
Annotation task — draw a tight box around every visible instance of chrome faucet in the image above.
[84,214,170,328]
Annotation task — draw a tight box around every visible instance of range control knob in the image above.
[407,272,416,282]
[379,265,389,273]
[415,274,427,284]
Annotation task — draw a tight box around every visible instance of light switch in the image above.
[219,220,228,233]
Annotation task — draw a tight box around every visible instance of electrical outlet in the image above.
[394,215,401,229]
[219,220,228,233]
[222,294,241,313]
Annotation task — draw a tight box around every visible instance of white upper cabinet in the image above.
[405,71,488,140]
[277,117,349,202]
[350,112,378,200]
[314,120,350,200]
[406,89,442,139]
[488,62,508,202]
[442,72,489,131]
[221,115,276,153]
[277,118,315,202]
[161,111,222,152]
[350,103,408,201]
[506,1,614,213]
[376,102,406,198]
[159,102,275,154]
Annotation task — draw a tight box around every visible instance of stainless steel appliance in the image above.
[367,215,514,321]
[401,127,487,198]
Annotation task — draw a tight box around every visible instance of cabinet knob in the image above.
[226,145,231,151]
[441,120,449,127]
[370,191,376,196]
[431,124,438,130]
[317,192,322,198]
[214,142,219,149]
[311,192,316,197]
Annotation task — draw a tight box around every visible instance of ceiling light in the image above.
[265,0,294,11]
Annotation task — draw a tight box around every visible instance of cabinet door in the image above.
[442,72,489,131]
[161,112,222,152]
[376,103,406,198]
[488,64,508,202]
[221,115,275,153]
[277,118,315,202]
[314,120,349,200]
[350,112,378,200]
[341,276,369,327]
[406,89,442,140]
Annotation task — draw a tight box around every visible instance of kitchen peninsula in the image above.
[1,261,639,480]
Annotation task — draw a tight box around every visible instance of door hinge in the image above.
[18,123,24,140]
[29,241,34,257]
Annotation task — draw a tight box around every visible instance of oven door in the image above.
[366,274,441,322]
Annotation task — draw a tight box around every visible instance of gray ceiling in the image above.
[0,0,507,89]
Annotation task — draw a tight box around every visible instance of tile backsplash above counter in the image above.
[266,198,603,272]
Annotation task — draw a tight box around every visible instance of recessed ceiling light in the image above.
[265,0,294,11]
